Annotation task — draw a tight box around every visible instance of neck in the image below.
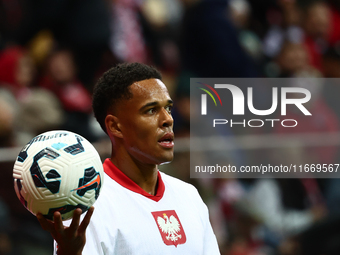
[110,147,158,195]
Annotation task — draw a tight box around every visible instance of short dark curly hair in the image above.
[92,62,162,133]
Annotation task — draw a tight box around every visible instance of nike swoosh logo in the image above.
[72,174,101,191]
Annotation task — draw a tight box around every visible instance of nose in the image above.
[161,108,173,128]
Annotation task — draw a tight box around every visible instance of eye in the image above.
[165,105,173,114]
[146,108,156,115]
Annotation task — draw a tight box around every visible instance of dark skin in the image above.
[37,78,175,254]
[37,208,94,255]
[106,78,174,194]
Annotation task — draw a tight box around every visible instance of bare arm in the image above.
[37,207,94,255]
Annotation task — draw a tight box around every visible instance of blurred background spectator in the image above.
[1,0,340,254]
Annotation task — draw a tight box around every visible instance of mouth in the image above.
[158,132,174,149]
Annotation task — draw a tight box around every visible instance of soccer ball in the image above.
[13,130,104,221]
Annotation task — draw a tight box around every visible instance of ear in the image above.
[105,114,123,138]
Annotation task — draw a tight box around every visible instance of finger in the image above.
[69,208,82,235]
[78,206,94,234]
[37,213,52,231]
[53,211,64,233]
[37,213,58,238]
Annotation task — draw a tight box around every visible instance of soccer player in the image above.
[37,62,220,254]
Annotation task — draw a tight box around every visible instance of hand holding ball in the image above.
[13,130,104,220]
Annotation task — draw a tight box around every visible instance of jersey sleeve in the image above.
[81,222,106,255]
[191,186,221,255]
[202,207,221,255]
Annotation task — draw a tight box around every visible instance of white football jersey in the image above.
[54,159,220,255]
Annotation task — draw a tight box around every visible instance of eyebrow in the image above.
[140,99,173,111]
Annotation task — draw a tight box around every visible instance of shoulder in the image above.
[160,171,197,192]
[160,172,206,206]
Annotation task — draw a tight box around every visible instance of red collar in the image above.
[103,159,165,202]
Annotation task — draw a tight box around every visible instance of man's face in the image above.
[115,78,174,165]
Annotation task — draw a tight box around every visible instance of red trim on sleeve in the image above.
[103,159,165,202]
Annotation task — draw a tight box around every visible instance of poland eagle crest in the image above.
[152,210,186,247]
[158,214,181,241]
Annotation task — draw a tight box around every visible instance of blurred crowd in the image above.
[1,0,340,254]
